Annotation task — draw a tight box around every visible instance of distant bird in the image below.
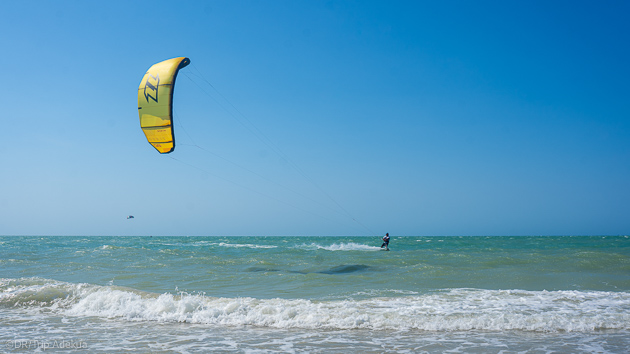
[127,215,134,219]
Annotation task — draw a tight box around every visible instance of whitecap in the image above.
[299,243,381,251]
[4,279,630,333]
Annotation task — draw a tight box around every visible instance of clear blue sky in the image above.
[1,0,628,236]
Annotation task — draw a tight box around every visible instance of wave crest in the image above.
[3,278,630,332]
[300,242,381,251]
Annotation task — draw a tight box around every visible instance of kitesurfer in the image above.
[381,233,390,251]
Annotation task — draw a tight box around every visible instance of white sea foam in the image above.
[300,243,381,251]
[3,278,630,333]
[213,242,277,249]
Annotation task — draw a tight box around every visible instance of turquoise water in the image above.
[2,236,630,352]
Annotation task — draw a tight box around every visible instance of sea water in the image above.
[1,235,629,353]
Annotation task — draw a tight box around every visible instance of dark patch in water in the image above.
[318,264,372,275]
[245,267,280,272]
[248,264,373,275]
[288,270,308,274]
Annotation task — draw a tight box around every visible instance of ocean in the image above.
[1,235,629,353]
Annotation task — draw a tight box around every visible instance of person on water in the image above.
[381,233,390,251]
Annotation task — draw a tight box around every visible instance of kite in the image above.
[137,57,190,153]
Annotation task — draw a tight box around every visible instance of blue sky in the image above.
[1,0,628,236]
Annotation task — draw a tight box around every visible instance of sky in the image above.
[0,0,628,236]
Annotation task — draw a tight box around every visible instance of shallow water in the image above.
[2,235,629,352]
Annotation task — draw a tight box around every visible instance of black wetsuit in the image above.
[381,236,390,248]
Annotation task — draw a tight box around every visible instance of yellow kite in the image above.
[137,57,190,153]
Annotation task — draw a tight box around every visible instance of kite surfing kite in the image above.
[137,57,190,153]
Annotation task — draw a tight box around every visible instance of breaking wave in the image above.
[2,278,630,332]
[299,242,381,251]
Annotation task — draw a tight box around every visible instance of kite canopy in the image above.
[137,57,190,153]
